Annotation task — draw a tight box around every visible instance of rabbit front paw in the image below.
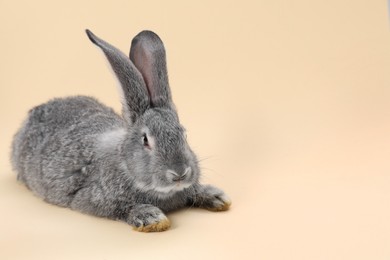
[127,204,171,232]
[196,185,232,212]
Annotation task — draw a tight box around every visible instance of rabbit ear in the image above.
[86,29,150,123]
[130,31,172,108]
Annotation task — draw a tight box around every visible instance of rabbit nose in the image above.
[167,167,191,182]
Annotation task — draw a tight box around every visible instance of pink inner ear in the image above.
[132,47,156,104]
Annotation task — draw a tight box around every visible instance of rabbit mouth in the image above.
[134,180,193,195]
[153,182,193,194]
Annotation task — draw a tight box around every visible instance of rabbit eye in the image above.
[142,133,150,148]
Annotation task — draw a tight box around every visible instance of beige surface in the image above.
[1,0,389,259]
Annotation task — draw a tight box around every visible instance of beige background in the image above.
[1,0,389,259]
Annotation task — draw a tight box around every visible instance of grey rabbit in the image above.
[10,29,231,232]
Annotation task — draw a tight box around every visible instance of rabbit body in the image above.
[11,30,231,232]
[12,96,190,218]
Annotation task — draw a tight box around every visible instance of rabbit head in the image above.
[86,30,200,195]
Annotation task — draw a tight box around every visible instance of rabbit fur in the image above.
[11,30,231,232]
